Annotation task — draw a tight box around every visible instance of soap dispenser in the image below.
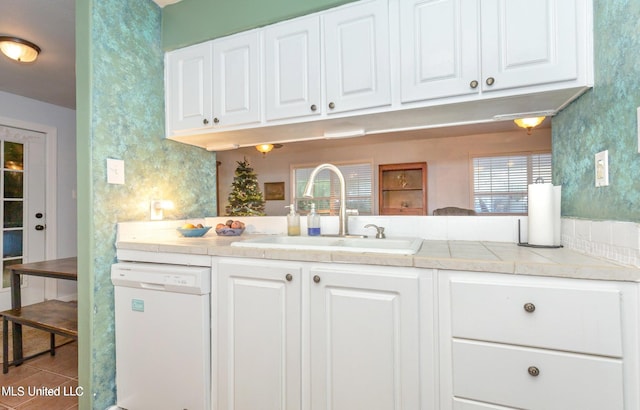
[307,203,321,236]
[285,204,300,236]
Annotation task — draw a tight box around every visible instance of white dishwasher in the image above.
[111,262,211,410]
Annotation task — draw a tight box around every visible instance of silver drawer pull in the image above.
[285,274,293,282]
[523,302,536,313]
[313,275,321,283]
[528,366,540,377]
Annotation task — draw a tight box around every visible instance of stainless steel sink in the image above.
[231,236,423,255]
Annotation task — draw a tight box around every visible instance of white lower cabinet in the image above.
[216,259,302,410]
[214,258,433,410]
[452,340,623,409]
[439,271,639,410]
[214,259,639,410]
[309,266,421,410]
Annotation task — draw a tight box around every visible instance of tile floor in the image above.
[0,341,78,410]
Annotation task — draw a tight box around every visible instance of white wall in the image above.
[0,91,77,297]
[216,128,552,216]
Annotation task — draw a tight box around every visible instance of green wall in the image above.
[77,0,217,408]
[553,1,640,222]
[162,0,357,50]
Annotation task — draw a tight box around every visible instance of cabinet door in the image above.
[323,0,391,114]
[165,42,212,133]
[480,0,578,92]
[217,259,301,410]
[213,31,261,127]
[399,0,479,103]
[264,16,322,121]
[310,267,420,410]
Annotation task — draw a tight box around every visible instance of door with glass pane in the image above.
[0,125,46,310]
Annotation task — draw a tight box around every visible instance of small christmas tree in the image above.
[226,158,266,216]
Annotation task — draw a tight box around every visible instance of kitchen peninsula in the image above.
[115,217,640,409]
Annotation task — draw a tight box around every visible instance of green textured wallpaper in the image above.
[553,1,640,222]
[77,0,217,408]
[162,0,357,50]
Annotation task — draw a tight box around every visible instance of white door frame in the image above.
[0,115,58,299]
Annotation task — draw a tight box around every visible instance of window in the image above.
[472,152,552,214]
[292,163,373,215]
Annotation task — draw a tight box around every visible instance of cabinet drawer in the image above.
[450,280,622,357]
[452,340,624,410]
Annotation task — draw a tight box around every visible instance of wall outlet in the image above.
[595,150,609,187]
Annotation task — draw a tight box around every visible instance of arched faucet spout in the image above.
[303,163,348,236]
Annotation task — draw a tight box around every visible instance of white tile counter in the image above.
[116,231,640,282]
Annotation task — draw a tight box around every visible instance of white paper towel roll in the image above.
[528,183,561,246]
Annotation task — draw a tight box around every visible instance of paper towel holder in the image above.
[517,219,563,249]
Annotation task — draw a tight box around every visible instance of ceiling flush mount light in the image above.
[514,116,546,135]
[256,144,274,154]
[255,143,283,157]
[0,36,41,63]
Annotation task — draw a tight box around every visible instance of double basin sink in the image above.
[231,235,423,255]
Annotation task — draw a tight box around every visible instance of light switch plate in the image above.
[107,158,125,184]
[595,150,609,187]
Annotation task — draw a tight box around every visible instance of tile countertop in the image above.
[116,233,640,283]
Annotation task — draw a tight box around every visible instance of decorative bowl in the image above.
[176,226,212,237]
[215,227,245,236]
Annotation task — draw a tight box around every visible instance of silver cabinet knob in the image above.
[528,366,540,377]
[213,117,220,124]
[328,102,335,110]
[285,274,293,282]
[486,77,495,86]
[310,104,317,112]
[203,118,209,125]
[524,303,536,313]
[313,275,321,283]
[469,80,479,89]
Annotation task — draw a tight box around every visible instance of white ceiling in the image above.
[0,0,76,109]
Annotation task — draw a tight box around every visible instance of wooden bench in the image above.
[1,299,77,373]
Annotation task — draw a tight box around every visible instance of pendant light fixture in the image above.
[0,36,41,63]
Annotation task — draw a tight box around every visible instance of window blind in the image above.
[473,153,552,214]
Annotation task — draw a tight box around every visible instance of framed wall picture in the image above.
[264,182,285,201]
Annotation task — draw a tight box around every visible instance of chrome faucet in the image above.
[303,163,349,236]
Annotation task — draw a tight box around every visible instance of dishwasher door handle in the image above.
[140,282,165,291]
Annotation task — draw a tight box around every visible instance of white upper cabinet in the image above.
[323,0,392,114]
[165,42,213,133]
[212,30,261,127]
[400,0,479,103]
[400,0,583,103]
[264,15,322,121]
[165,0,592,150]
[481,0,579,92]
